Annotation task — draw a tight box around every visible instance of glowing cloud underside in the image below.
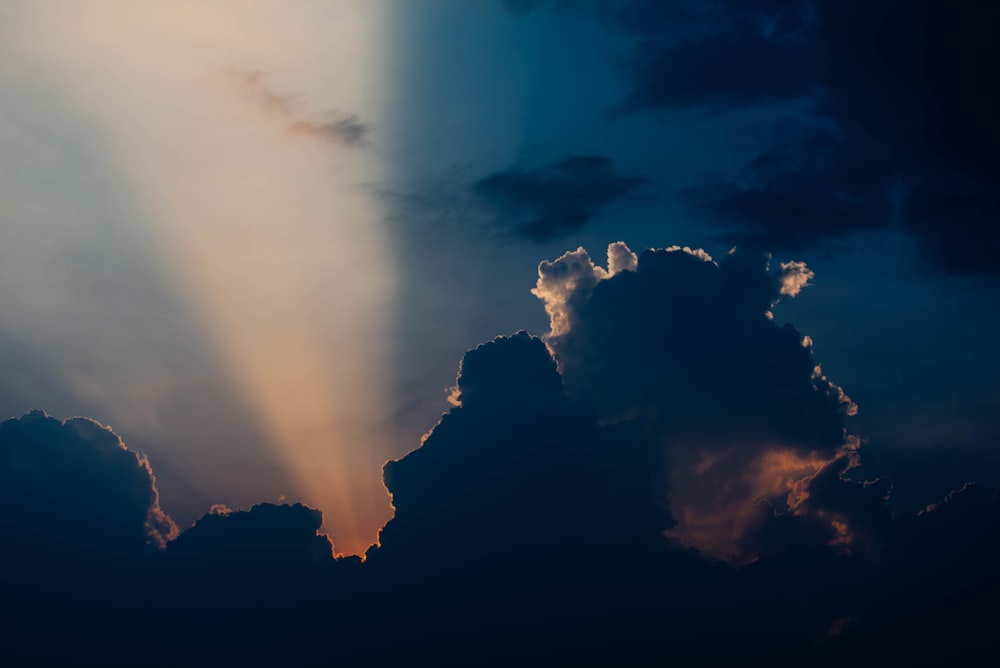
[7,2,395,555]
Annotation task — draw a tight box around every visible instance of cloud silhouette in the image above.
[534,242,863,562]
[4,243,1000,665]
[372,332,655,573]
[0,409,176,562]
[168,502,335,565]
[474,155,647,241]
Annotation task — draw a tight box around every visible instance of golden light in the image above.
[9,1,398,555]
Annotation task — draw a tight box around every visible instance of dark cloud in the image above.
[0,410,177,663]
[160,502,339,618]
[616,23,820,113]
[226,68,370,147]
[473,155,647,241]
[4,244,1000,664]
[168,502,335,565]
[506,0,821,112]
[504,0,1000,272]
[533,242,864,561]
[372,332,657,572]
[680,118,894,251]
[367,330,837,661]
[0,410,176,562]
[881,483,1000,608]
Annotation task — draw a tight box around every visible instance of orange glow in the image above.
[668,444,835,563]
[9,2,397,556]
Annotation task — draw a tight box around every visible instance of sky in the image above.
[2,1,999,665]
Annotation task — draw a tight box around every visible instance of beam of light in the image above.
[7,1,396,555]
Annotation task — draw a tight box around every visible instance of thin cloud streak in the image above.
[226,67,371,148]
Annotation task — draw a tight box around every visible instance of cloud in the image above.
[372,332,653,572]
[164,502,338,610]
[0,410,176,558]
[881,482,1000,606]
[679,117,894,251]
[4,259,1000,663]
[504,0,1000,273]
[226,68,370,147]
[473,155,647,241]
[169,501,335,565]
[744,451,893,561]
[533,242,864,561]
[615,21,820,113]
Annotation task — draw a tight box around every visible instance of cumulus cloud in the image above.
[372,332,647,571]
[226,68,369,147]
[532,247,611,336]
[371,241,880,569]
[776,259,815,297]
[473,155,648,242]
[0,409,176,559]
[169,502,335,569]
[4,260,999,663]
[533,242,863,562]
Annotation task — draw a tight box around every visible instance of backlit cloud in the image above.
[0,410,176,557]
[534,242,862,561]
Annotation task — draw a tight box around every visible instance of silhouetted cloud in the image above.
[534,242,862,561]
[4,244,1000,664]
[372,332,652,572]
[0,410,176,561]
[882,483,1000,607]
[169,502,335,565]
[226,68,370,147]
[503,0,1000,272]
[473,155,647,241]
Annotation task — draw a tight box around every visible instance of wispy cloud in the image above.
[227,68,370,148]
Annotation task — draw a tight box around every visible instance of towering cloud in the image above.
[373,332,644,571]
[534,243,867,562]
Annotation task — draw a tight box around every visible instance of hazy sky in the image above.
[1,0,398,554]
[2,0,999,559]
